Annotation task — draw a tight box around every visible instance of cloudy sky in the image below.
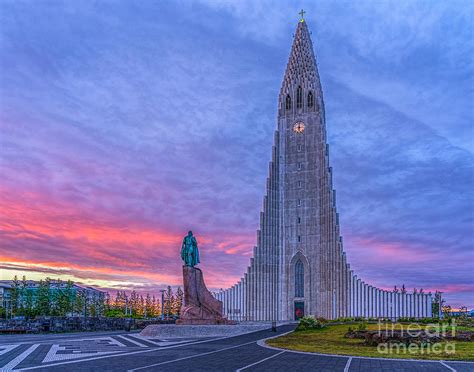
[1,0,473,308]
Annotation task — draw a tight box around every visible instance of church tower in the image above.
[214,14,433,321]
[276,17,345,320]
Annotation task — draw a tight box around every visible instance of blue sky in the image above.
[0,0,473,308]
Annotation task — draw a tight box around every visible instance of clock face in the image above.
[293,121,305,133]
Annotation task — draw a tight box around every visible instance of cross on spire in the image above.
[299,9,306,22]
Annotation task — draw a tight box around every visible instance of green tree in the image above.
[174,287,183,316]
[10,275,20,316]
[74,289,86,316]
[442,304,452,318]
[164,286,174,318]
[432,291,444,318]
[145,294,153,318]
[152,295,160,317]
[36,278,52,316]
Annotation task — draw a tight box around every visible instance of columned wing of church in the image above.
[214,21,432,321]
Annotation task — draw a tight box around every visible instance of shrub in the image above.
[296,316,325,331]
[334,317,354,323]
[357,322,367,331]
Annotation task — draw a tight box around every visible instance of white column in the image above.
[235,284,238,321]
[240,282,243,321]
[388,292,392,320]
[362,283,366,318]
[350,274,354,317]
[382,290,385,318]
[414,293,418,319]
[244,274,248,321]
[237,279,243,322]
[232,287,235,319]
[382,291,386,318]
[393,292,396,320]
[357,279,362,317]
[371,287,375,318]
[396,292,401,320]
[368,286,372,318]
[375,289,379,318]
[226,290,229,317]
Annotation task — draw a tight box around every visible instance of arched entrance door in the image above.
[294,259,304,320]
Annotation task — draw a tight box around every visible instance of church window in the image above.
[296,86,303,109]
[297,199,301,206]
[285,94,292,110]
[298,217,301,224]
[297,162,302,170]
[298,181,302,188]
[297,144,302,152]
[298,235,301,242]
[295,259,304,297]
[308,91,314,108]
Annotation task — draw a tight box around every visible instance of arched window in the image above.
[296,86,303,109]
[285,94,292,110]
[307,91,314,108]
[295,259,304,297]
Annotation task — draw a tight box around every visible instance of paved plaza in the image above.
[0,325,472,371]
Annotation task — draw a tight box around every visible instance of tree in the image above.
[145,294,153,318]
[432,291,445,318]
[36,278,52,316]
[105,292,111,313]
[174,287,184,316]
[129,291,139,316]
[401,284,407,294]
[392,286,399,293]
[459,306,468,318]
[442,305,452,318]
[139,295,145,317]
[74,289,86,316]
[152,295,160,317]
[10,275,20,316]
[164,286,174,318]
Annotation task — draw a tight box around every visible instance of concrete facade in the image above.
[214,20,432,321]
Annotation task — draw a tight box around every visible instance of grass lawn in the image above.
[267,323,474,361]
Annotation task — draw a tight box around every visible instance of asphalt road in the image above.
[0,325,473,371]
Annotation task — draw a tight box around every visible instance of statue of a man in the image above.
[181,231,200,267]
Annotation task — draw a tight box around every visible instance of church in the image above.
[214,17,433,321]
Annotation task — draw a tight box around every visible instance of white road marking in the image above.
[16,335,231,371]
[106,336,127,347]
[116,335,148,348]
[439,361,457,371]
[42,344,122,363]
[236,350,285,371]
[128,336,193,347]
[344,357,352,372]
[1,344,39,371]
[0,345,21,356]
[127,340,258,371]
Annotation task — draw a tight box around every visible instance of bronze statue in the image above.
[181,231,200,267]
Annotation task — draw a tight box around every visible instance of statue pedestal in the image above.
[177,266,235,325]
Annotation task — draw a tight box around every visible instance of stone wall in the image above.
[0,317,174,334]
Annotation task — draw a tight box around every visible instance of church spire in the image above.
[279,16,323,115]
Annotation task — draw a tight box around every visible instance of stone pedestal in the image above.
[177,266,234,325]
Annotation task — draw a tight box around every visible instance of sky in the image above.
[0,0,473,308]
